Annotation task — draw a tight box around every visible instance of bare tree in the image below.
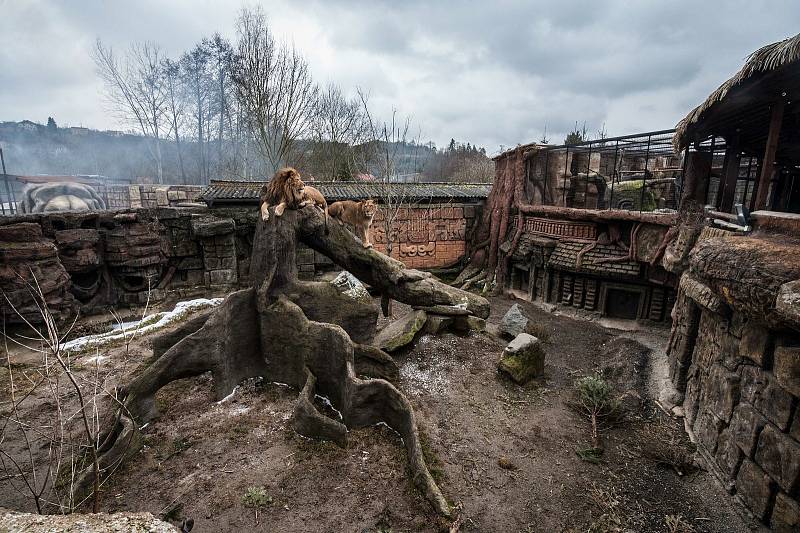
[0,274,129,514]
[309,83,367,180]
[230,7,318,174]
[94,40,168,184]
[181,43,213,184]
[162,59,188,183]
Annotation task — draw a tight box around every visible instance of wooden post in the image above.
[719,137,741,213]
[680,148,712,209]
[753,100,785,211]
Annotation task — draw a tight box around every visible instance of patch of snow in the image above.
[216,385,239,404]
[63,297,223,354]
[315,394,343,420]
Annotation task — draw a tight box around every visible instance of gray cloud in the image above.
[1,0,798,154]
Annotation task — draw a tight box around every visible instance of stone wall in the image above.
[99,184,204,209]
[666,227,800,529]
[0,202,478,323]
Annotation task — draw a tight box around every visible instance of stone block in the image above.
[0,223,43,242]
[792,409,800,443]
[735,459,775,522]
[499,303,529,338]
[729,403,768,458]
[739,322,771,367]
[703,364,740,423]
[208,269,236,285]
[452,315,486,333]
[694,408,724,454]
[740,366,794,431]
[755,424,800,493]
[776,280,800,328]
[774,346,800,397]
[771,492,800,532]
[715,429,743,481]
[191,218,235,238]
[424,314,453,335]
[155,188,169,206]
[497,333,545,384]
[373,310,427,352]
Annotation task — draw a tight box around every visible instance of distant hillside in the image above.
[0,120,493,184]
[0,120,202,184]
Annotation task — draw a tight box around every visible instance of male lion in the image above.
[259,168,328,229]
[328,199,378,248]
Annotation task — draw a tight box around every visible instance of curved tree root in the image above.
[75,205,483,517]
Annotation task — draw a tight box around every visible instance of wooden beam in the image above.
[719,136,741,213]
[754,100,785,210]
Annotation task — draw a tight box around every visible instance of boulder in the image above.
[374,309,427,352]
[330,271,372,303]
[498,333,545,384]
[499,304,529,338]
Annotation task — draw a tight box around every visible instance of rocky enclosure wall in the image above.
[667,227,800,530]
[0,202,477,323]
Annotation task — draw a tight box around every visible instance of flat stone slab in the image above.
[0,510,176,532]
[498,333,545,384]
[414,304,471,316]
[374,309,427,352]
[499,303,529,338]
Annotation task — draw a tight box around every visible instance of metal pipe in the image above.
[1,147,13,215]
[639,134,651,212]
[543,148,550,205]
[562,147,569,207]
[609,140,619,210]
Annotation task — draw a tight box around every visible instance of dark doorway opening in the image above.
[605,288,641,320]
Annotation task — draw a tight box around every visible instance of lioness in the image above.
[328,199,378,248]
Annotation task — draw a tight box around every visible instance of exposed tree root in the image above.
[76,205,487,517]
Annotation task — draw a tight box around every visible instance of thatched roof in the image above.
[673,33,800,153]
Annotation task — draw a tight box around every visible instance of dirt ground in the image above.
[0,295,765,532]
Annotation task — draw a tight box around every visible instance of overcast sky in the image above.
[1,0,798,154]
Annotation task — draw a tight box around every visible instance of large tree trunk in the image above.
[79,205,489,517]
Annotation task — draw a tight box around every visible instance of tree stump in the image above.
[81,205,490,517]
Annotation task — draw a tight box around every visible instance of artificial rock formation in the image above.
[80,204,489,517]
